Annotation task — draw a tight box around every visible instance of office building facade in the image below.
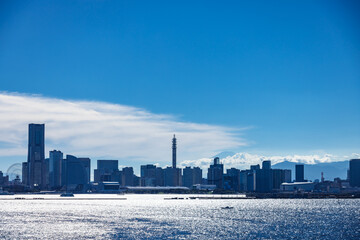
[349,159,360,187]
[27,123,46,189]
[207,157,224,189]
[295,164,305,182]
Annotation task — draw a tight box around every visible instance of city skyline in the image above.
[0,121,356,183]
[0,92,359,177]
[4,122,359,193]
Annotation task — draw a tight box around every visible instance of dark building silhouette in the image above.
[272,169,291,190]
[122,167,135,186]
[43,158,50,189]
[94,160,120,183]
[141,164,157,186]
[295,164,305,182]
[164,167,182,186]
[349,159,360,187]
[162,134,182,186]
[27,123,46,189]
[207,157,224,189]
[262,160,271,170]
[49,150,63,189]
[0,171,8,186]
[182,166,202,188]
[224,168,241,192]
[62,155,90,192]
[172,134,177,168]
[155,167,164,186]
[22,162,28,185]
[239,170,251,192]
[250,164,260,171]
[253,161,273,192]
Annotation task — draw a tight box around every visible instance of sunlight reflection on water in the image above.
[0,194,359,239]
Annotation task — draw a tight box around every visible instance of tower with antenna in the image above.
[172,134,177,168]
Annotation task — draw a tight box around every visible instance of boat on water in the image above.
[60,192,74,197]
[221,206,234,210]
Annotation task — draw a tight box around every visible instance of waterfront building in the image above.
[62,155,90,192]
[262,160,271,170]
[140,164,157,186]
[207,157,224,189]
[155,167,164,186]
[27,123,46,189]
[224,168,240,192]
[122,167,135,186]
[164,167,182,186]
[349,159,360,187]
[182,167,202,188]
[0,171,6,186]
[272,169,291,190]
[253,161,273,193]
[281,182,315,192]
[295,164,305,182]
[239,170,250,192]
[94,160,120,183]
[22,162,28,185]
[49,150,63,189]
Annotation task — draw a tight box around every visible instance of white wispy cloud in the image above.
[0,92,248,163]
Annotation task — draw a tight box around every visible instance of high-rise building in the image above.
[295,164,305,182]
[262,160,271,170]
[182,167,202,188]
[140,164,157,186]
[122,167,134,186]
[164,167,182,186]
[349,159,360,187]
[27,123,45,189]
[272,169,292,190]
[207,157,224,189]
[224,168,241,192]
[172,134,177,168]
[254,162,273,193]
[94,160,120,183]
[62,155,90,192]
[155,167,164,186]
[161,134,182,186]
[49,150,63,189]
[22,162,28,185]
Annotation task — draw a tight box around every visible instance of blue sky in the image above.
[0,1,359,174]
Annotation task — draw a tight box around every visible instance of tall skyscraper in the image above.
[122,167,135,186]
[349,159,360,187]
[27,123,45,189]
[182,167,202,188]
[49,150,63,189]
[172,134,177,168]
[262,160,271,170]
[207,157,224,189]
[140,164,157,186]
[62,155,90,192]
[254,161,273,193]
[295,164,305,182]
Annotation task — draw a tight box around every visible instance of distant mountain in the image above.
[273,161,349,181]
[213,151,236,159]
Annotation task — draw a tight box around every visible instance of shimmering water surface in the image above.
[0,194,359,239]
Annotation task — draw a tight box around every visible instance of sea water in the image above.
[0,194,359,239]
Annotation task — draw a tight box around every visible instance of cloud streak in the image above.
[0,92,248,164]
